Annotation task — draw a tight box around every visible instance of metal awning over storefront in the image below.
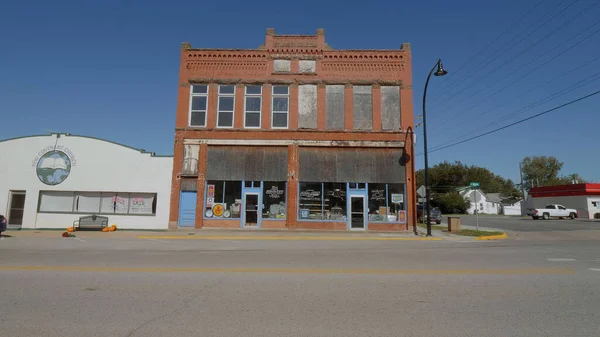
[206,146,288,181]
[298,147,405,183]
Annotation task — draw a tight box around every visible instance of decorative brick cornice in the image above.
[322,51,406,60]
[187,78,403,86]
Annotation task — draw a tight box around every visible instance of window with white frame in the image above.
[272,85,289,128]
[244,85,262,128]
[189,84,208,127]
[38,191,157,215]
[217,85,235,128]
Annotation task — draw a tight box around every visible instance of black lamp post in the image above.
[422,59,448,237]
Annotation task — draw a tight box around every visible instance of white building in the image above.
[524,184,600,219]
[458,187,522,215]
[0,133,173,230]
[458,188,500,214]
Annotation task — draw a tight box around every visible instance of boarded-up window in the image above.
[180,179,198,191]
[274,59,291,72]
[182,144,199,176]
[206,146,288,181]
[298,147,405,183]
[326,85,345,130]
[299,60,316,73]
[353,86,372,130]
[298,85,317,129]
[381,86,401,130]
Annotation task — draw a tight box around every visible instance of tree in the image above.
[416,161,520,198]
[431,192,470,214]
[520,156,587,190]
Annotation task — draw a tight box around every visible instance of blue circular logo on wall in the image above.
[36,150,72,185]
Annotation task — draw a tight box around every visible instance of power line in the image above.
[439,54,600,135]
[430,0,548,90]
[416,90,600,156]
[429,19,600,131]
[428,0,584,107]
[430,2,600,123]
[426,72,600,153]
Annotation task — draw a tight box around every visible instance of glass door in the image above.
[7,191,26,229]
[350,195,365,230]
[244,193,259,227]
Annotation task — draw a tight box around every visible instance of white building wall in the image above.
[0,134,173,230]
[529,196,591,219]
[464,190,499,214]
[587,197,600,219]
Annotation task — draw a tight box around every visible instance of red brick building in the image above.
[169,28,416,231]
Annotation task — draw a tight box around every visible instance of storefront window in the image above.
[323,183,346,220]
[205,181,242,219]
[387,184,405,222]
[262,181,286,219]
[298,182,323,220]
[368,183,387,221]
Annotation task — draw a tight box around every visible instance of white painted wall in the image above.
[528,196,590,219]
[502,203,522,216]
[0,134,173,230]
[463,190,500,214]
[587,197,600,219]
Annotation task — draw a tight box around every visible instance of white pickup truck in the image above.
[527,204,578,220]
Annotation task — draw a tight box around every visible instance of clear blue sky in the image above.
[1,0,599,184]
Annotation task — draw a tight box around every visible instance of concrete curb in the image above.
[474,233,508,240]
[137,235,443,241]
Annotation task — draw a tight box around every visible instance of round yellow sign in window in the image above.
[212,204,224,217]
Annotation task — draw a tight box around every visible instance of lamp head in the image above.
[434,59,448,76]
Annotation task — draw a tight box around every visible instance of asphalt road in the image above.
[451,215,600,233]
[2,235,600,337]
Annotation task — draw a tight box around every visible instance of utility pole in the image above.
[519,163,527,199]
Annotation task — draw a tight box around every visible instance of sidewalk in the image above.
[4,228,446,241]
[3,226,508,241]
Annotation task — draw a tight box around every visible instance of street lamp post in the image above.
[422,59,448,237]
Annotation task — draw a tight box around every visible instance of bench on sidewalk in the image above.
[73,215,109,231]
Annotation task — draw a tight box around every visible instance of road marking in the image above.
[72,237,86,242]
[137,235,442,241]
[0,265,576,275]
[547,258,576,262]
[214,239,241,243]
[142,238,171,244]
[589,268,600,271]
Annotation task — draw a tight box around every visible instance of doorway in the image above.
[243,193,260,227]
[349,195,366,230]
[7,191,26,229]
[178,191,197,227]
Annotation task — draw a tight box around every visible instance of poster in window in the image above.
[391,193,404,204]
[129,194,154,214]
[398,210,407,223]
[113,194,129,214]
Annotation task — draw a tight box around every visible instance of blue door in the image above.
[178,191,197,227]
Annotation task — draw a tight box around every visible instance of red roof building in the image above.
[529,184,600,219]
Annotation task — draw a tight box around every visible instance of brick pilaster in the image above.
[372,84,382,131]
[168,134,184,229]
[195,143,208,229]
[287,144,299,229]
[344,84,353,130]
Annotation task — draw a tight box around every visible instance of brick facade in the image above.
[169,29,415,231]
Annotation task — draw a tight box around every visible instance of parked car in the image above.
[526,204,578,220]
[0,214,6,235]
[417,205,442,224]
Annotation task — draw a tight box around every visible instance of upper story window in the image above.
[189,84,208,127]
[272,85,289,129]
[217,85,235,128]
[274,59,291,73]
[244,85,262,128]
[299,60,316,73]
